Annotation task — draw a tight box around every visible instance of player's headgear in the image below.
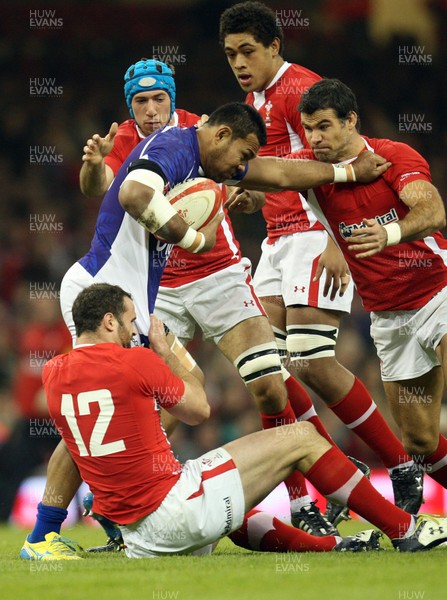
[124,59,176,120]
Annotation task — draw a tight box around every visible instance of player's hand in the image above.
[224,187,266,213]
[313,245,351,300]
[196,212,224,253]
[149,314,171,359]
[195,114,209,128]
[347,218,388,258]
[351,151,392,183]
[82,122,118,164]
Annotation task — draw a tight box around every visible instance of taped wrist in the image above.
[333,163,356,183]
[177,229,206,253]
[383,222,401,246]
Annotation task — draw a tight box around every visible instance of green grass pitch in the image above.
[1,521,445,600]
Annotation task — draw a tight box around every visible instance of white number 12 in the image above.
[61,390,126,457]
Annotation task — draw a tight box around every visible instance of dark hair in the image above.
[206,102,267,146]
[219,1,284,54]
[72,283,132,337]
[298,79,361,131]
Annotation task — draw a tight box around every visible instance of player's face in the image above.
[301,109,356,163]
[131,90,172,136]
[116,297,138,348]
[224,33,280,93]
[204,131,260,182]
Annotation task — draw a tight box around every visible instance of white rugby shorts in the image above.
[60,261,150,347]
[370,285,447,381]
[120,447,245,558]
[253,230,353,313]
[155,258,265,345]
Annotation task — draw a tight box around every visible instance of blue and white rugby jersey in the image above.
[77,126,203,342]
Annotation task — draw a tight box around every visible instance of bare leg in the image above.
[42,440,82,508]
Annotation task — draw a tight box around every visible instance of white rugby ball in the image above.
[165,177,222,230]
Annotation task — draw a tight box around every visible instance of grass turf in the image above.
[1,521,445,600]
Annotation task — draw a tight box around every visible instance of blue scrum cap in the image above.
[124,58,176,120]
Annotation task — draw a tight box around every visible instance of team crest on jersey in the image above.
[339,208,398,239]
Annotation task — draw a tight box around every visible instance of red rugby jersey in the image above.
[44,343,185,523]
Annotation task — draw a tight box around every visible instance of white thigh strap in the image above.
[286,324,338,359]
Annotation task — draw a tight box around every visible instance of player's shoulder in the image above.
[285,62,321,83]
[175,108,200,127]
[364,136,426,162]
[42,351,69,381]
[117,119,138,135]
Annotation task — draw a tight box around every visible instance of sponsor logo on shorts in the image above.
[223,496,233,535]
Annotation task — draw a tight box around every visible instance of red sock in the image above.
[304,446,412,539]
[260,400,309,502]
[229,509,337,552]
[330,377,412,468]
[421,434,447,488]
[285,376,333,444]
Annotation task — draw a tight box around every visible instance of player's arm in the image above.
[80,122,118,198]
[224,186,265,214]
[149,315,210,425]
[347,180,446,259]
[119,161,222,253]
[239,151,391,191]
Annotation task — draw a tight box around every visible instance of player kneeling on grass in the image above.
[29,284,447,558]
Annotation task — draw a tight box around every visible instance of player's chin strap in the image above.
[233,342,283,385]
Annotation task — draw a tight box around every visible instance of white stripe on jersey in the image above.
[221,212,240,259]
[252,62,291,110]
[306,189,337,244]
[285,121,304,153]
[423,235,447,266]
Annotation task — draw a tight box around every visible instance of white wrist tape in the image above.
[383,222,401,246]
[177,228,206,253]
[136,189,177,233]
[332,163,356,183]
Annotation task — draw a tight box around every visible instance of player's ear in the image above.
[102,312,116,332]
[347,111,358,130]
[271,37,281,57]
[215,125,232,144]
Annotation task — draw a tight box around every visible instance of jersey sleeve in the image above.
[377,140,432,194]
[123,347,185,408]
[105,123,137,175]
[139,128,196,185]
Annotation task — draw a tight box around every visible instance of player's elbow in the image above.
[187,390,211,425]
[119,180,146,219]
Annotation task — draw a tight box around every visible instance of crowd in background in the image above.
[1,0,447,519]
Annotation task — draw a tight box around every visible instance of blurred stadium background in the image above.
[1,0,447,524]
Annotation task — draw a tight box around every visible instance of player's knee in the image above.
[250,376,287,413]
[234,342,284,412]
[403,430,439,457]
[288,421,323,452]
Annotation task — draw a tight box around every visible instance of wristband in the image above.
[383,222,401,246]
[177,228,206,253]
[332,163,356,183]
[136,189,177,233]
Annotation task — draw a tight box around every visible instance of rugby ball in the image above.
[165,177,222,230]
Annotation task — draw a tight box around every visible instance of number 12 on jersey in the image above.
[61,390,126,457]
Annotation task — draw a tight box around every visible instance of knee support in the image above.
[234,342,282,385]
[286,324,338,360]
